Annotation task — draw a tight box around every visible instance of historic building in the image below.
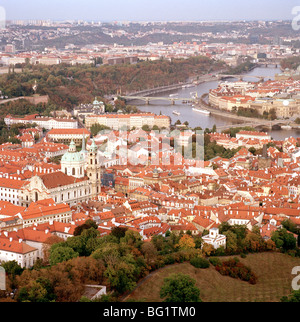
[86,140,102,198]
[47,128,91,146]
[85,113,170,131]
[73,97,106,119]
[20,139,101,207]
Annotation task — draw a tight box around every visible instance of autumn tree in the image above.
[177,234,196,250]
[141,242,158,267]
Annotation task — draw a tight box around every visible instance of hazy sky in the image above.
[1,0,300,21]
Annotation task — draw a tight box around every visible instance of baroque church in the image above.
[20,137,101,207]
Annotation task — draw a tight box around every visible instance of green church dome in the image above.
[61,140,85,163]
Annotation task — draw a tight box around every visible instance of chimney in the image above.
[9,237,13,242]
[19,238,23,243]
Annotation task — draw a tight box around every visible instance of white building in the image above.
[236,131,271,141]
[5,115,78,130]
[0,178,29,206]
[202,228,226,249]
[0,236,38,268]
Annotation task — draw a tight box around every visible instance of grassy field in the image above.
[125,252,300,302]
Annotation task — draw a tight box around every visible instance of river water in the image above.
[134,66,300,140]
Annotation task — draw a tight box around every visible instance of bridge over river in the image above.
[215,119,293,132]
[120,95,196,105]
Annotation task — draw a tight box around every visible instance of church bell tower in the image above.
[86,139,101,198]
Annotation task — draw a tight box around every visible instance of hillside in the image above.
[125,252,300,302]
[0,56,225,110]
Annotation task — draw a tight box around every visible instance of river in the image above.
[133,66,300,140]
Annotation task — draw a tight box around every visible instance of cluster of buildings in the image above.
[209,131,272,150]
[209,78,300,119]
[1,40,296,69]
[2,19,299,69]
[0,120,299,268]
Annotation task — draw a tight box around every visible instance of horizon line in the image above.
[6,18,294,23]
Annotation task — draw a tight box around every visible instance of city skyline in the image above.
[2,0,300,22]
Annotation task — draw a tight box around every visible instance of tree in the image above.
[177,234,196,250]
[190,256,210,269]
[120,230,143,249]
[281,290,300,302]
[160,273,201,302]
[271,228,297,252]
[104,260,137,294]
[1,261,23,277]
[142,124,150,132]
[111,227,128,241]
[90,123,111,137]
[74,219,98,236]
[141,242,158,266]
[42,235,65,264]
[49,246,79,266]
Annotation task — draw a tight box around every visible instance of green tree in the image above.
[160,273,201,302]
[90,123,111,136]
[120,230,143,249]
[104,260,137,294]
[281,290,300,302]
[111,227,128,241]
[49,246,79,266]
[271,228,297,252]
[1,260,23,277]
[74,219,98,236]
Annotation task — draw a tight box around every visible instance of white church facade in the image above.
[20,138,101,207]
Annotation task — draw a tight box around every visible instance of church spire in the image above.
[90,138,98,153]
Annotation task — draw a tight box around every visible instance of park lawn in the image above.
[125,252,300,302]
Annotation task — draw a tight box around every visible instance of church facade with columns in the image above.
[20,138,101,207]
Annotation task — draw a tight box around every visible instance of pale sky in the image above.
[1,0,299,21]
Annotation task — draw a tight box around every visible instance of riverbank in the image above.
[126,74,218,98]
[134,65,300,140]
[197,94,273,127]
